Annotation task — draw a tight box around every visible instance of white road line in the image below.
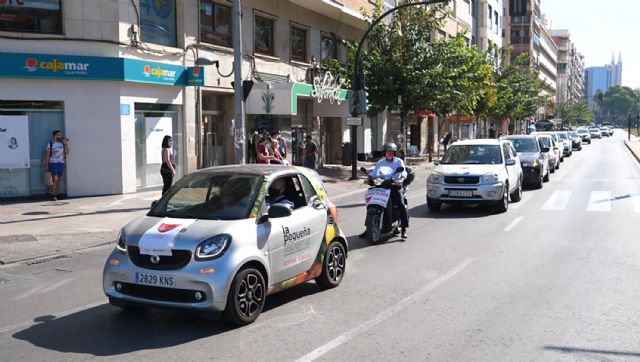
[586,191,611,212]
[12,278,73,301]
[504,216,524,232]
[294,258,475,362]
[541,190,573,210]
[632,194,640,213]
[0,301,105,334]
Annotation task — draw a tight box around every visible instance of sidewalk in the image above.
[0,161,433,266]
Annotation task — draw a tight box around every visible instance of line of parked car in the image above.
[426,127,607,213]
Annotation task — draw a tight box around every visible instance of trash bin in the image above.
[341,142,352,166]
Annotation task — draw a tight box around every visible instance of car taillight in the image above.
[329,202,338,223]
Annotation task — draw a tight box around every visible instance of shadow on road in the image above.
[408,204,498,220]
[2,207,149,225]
[543,345,640,358]
[12,284,324,356]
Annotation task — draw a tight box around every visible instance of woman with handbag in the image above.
[160,135,176,195]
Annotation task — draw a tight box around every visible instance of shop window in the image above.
[0,0,62,34]
[139,0,177,47]
[200,1,232,47]
[321,34,339,62]
[290,26,307,62]
[255,15,274,56]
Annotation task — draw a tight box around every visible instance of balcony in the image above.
[289,0,371,29]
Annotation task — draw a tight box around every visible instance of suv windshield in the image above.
[557,133,568,140]
[148,173,263,220]
[506,138,539,153]
[442,145,503,165]
[578,129,588,134]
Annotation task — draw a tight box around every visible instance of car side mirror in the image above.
[505,159,516,166]
[433,160,440,166]
[268,204,292,219]
[151,200,159,208]
[395,166,405,173]
[541,147,550,153]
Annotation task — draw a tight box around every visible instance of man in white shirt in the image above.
[44,130,69,201]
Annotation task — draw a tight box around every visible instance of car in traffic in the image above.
[577,128,592,144]
[567,131,583,151]
[427,139,523,213]
[535,132,565,162]
[103,165,347,325]
[589,127,601,139]
[536,134,559,172]
[501,135,550,189]
[600,127,609,137]
[555,131,573,157]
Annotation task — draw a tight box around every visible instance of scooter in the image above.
[360,166,414,244]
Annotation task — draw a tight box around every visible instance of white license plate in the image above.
[448,190,473,198]
[135,272,175,287]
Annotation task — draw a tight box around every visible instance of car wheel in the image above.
[315,241,346,290]
[543,170,550,182]
[510,178,522,202]
[494,183,509,213]
[427,198,442,212]
[224,267,266,326]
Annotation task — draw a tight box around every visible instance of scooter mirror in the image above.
[395,167,405,173]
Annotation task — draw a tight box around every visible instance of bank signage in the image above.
[0,52,196,87]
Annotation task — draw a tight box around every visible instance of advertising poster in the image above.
[139,0,177,47]
[0,115,30,169]
[145,117,172,164]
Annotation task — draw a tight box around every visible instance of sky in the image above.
[542,0,640,89]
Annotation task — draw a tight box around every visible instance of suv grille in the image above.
[128,246,191,270]
[118,282,204,303]
[444,176,479,184]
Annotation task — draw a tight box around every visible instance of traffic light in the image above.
[230,80,254,101]
[349,89,369,116]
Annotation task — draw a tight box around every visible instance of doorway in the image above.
[202,111,225,168]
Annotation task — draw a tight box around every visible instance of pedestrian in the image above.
[247,131,256,163]
[160,135,176,195]
[270,138,285,164]
[43,130,69,201]
[256,135,273,164]
[274,131,287,159]
[442,132,452,152]
[303,135,318,169]
[489,124,496,138]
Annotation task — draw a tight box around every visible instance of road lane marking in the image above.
[504,217,524,232]
[541,190,573,210]
[12,278,73,301]
[632,194,640,213]
[0,301,105,334]
[294,258,475,362]
[586,191,611,212]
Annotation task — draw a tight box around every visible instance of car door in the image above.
[502,142,517,191]
[266,175,327,285]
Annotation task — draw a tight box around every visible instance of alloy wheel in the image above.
[237,272,264,318]
[326,245,345,283]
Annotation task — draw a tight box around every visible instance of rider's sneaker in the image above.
[401,228,408,239]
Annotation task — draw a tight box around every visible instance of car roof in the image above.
[501,135,536,139]
[191,164,308,178]
[450,139,502,146]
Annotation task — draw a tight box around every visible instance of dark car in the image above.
[501,135,549,189]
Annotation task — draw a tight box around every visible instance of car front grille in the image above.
[444,176,479,184]
[128,246,192,270]
[118,282,204,303]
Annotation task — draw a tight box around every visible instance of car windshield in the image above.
[441,145,503,165]
[507,138,539,153]
[569,132,579,137]
[578,129,588,134]
[148,173,263,220]
[538,137,552,148]
[557,133,568,140]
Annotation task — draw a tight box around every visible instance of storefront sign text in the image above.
[311,72,346,105]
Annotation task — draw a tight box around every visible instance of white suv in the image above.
[427,139,523,213]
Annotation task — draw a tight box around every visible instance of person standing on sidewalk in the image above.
[303,135,318,169]
[441,132,452,152]
[160,135,176,195]
[44,130,69,201]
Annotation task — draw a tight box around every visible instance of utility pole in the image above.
[232,0,246,164]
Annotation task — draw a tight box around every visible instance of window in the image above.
[298,175,318,204]
[140,0,177,47]
[488,5,493,29]
[0,0,62,34]
[494,10,499,34]
[321,34,339,62]
[200,1,232,47]
[290,26,307,62]
[255,15,274,55]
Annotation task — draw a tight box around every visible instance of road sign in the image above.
[346,117,362,126]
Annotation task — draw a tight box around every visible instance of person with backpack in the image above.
[303,135,318,169]
[44,130,69,201]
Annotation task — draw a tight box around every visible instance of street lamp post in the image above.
[348,0,449,180]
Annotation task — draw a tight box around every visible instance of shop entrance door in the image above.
[202,112,224,168]
[323,118,342,164]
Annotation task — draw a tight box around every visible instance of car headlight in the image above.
[195,234,232,261]
[532,159,542,168]
[428,172,443,184]
[116,229,127,253]
[481,173,500,184]
[521,162,529,167]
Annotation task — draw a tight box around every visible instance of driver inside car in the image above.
[265,178,295,211]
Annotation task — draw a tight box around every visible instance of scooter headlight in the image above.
[374,178,384,186]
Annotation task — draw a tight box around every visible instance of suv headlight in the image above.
[116,229,127,253]
[195,234,232,261]
[482,173,500,184]
[428,172,443,184]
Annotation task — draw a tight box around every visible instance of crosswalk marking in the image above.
[541,190,573,210]
[586,191,611,212]
[632,194,640,213]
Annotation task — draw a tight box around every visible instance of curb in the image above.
[624,141,640,165]
[0,240,115,268]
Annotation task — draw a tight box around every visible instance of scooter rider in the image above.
[359,142,410,239]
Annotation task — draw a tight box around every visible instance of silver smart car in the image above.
[103,165,347,325]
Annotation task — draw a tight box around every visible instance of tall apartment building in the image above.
[471,0,504,52]
[504,0,557,119]
[585,53,622,109]
[0,0,375,198]
[550,29,585,106]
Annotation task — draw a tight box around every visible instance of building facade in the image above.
[550,29,585,107]
[584,53,622,109]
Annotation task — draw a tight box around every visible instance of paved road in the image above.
[1,132,640,361]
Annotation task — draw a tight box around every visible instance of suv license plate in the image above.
[135,272,175,287]
[449,190,473,198]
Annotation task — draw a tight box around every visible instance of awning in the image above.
[448,115,476,124]
[245,81,351,117]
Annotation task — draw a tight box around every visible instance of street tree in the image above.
[601,85,640,125]
[562,101,594,126]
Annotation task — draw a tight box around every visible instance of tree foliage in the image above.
[601,85,640,125]
[562,101,594,126]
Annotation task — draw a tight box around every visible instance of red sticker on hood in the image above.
[158,223,181,233]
